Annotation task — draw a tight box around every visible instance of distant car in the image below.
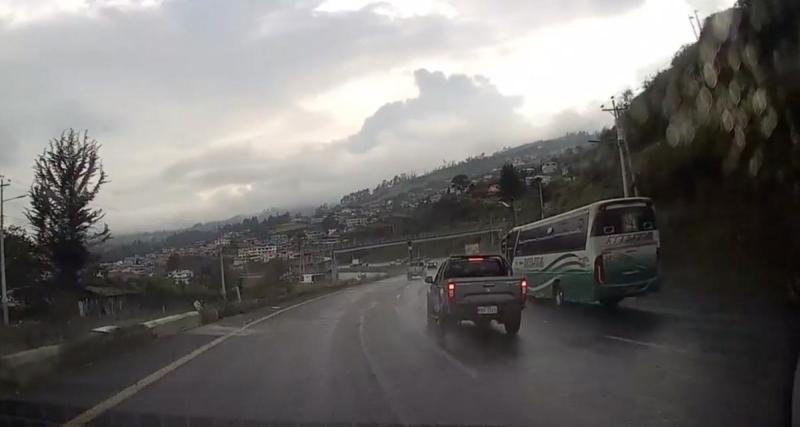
[407,261,426,280]
[425,261,438,279]
[426,255,526,335]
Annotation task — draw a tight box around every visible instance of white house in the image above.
[237,245,278,263]
[542,161,558,175]
[167,269,194,286]
[345,217,368,229]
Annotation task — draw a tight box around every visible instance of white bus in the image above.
[503,197,661,307]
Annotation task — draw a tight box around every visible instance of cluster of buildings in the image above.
[100,252,167,279]
[100,146,578,289]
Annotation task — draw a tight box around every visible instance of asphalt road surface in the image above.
[4,275,798,426]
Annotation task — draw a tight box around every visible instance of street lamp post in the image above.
[499,200,518,227]
[535,178,544,220]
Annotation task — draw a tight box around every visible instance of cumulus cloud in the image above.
[0,0,693,232]
[0,0,483,229]
[124,69,533,229]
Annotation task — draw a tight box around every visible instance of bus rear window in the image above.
[592,206,657,236]
[445,257,508,278]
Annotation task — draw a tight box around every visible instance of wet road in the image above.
[4,275,798,426]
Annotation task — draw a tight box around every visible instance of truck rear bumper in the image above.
[447,301,524,322]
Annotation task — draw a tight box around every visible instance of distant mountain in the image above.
[102,132,596,252]
[104,208,284,248]
[183,208,283,233]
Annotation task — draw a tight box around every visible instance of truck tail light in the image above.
[447,282,456,301]
[520,278,528,299]
[594,255,605,284]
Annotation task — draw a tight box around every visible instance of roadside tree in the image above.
[26,129,111,290]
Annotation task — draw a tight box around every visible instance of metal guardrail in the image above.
[332,227,504,254]
[330,227,505,281]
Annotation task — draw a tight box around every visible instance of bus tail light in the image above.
[594,256,606,284]
[520,278,528,300]
[447,282,456,301]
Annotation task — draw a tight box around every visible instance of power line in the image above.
[689,10,703,41]
[689,16,699,40]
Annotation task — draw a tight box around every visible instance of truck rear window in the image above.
[592,205,657,236]
[445,257,508,278]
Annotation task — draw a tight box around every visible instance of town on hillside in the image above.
[99,133,590,293]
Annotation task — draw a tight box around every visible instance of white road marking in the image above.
[357,311,409,424]
[427,339,479,379]
[391,303,479,380]
[395,293,401,299]
[63,290,347,426]
[185,324,259,337]
[603,335,687,353]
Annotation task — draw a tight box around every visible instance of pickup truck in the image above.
[425,255,526,335]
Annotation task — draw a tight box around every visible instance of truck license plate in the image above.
[477,306,498,315]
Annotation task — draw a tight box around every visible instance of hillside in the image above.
[105,131,595,251]
[352,132,595,206]
[582,1,800,304]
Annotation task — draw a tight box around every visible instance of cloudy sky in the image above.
[0,0,734,232]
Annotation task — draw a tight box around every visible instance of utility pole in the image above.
[602,97,638,197]
[219,246,227,301]
[1,176,8,326]
[694,10,703,33]
[615,97,639,197]
[536,179,545,220]
[689,10,703,41]
[512,200,518,226]
[0,176,25,326]
[300,239,305,276]
[331,249,337,282]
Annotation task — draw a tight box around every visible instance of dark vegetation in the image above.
[26,129,110,290]
[531,0,800,306]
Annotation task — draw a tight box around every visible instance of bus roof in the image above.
[509,197,653,233]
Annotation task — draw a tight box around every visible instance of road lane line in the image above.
[427,339,479,379]
[63,290,349,426]
[357,311,409,425]
[389,305,478,380]
[603,335,687,353]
